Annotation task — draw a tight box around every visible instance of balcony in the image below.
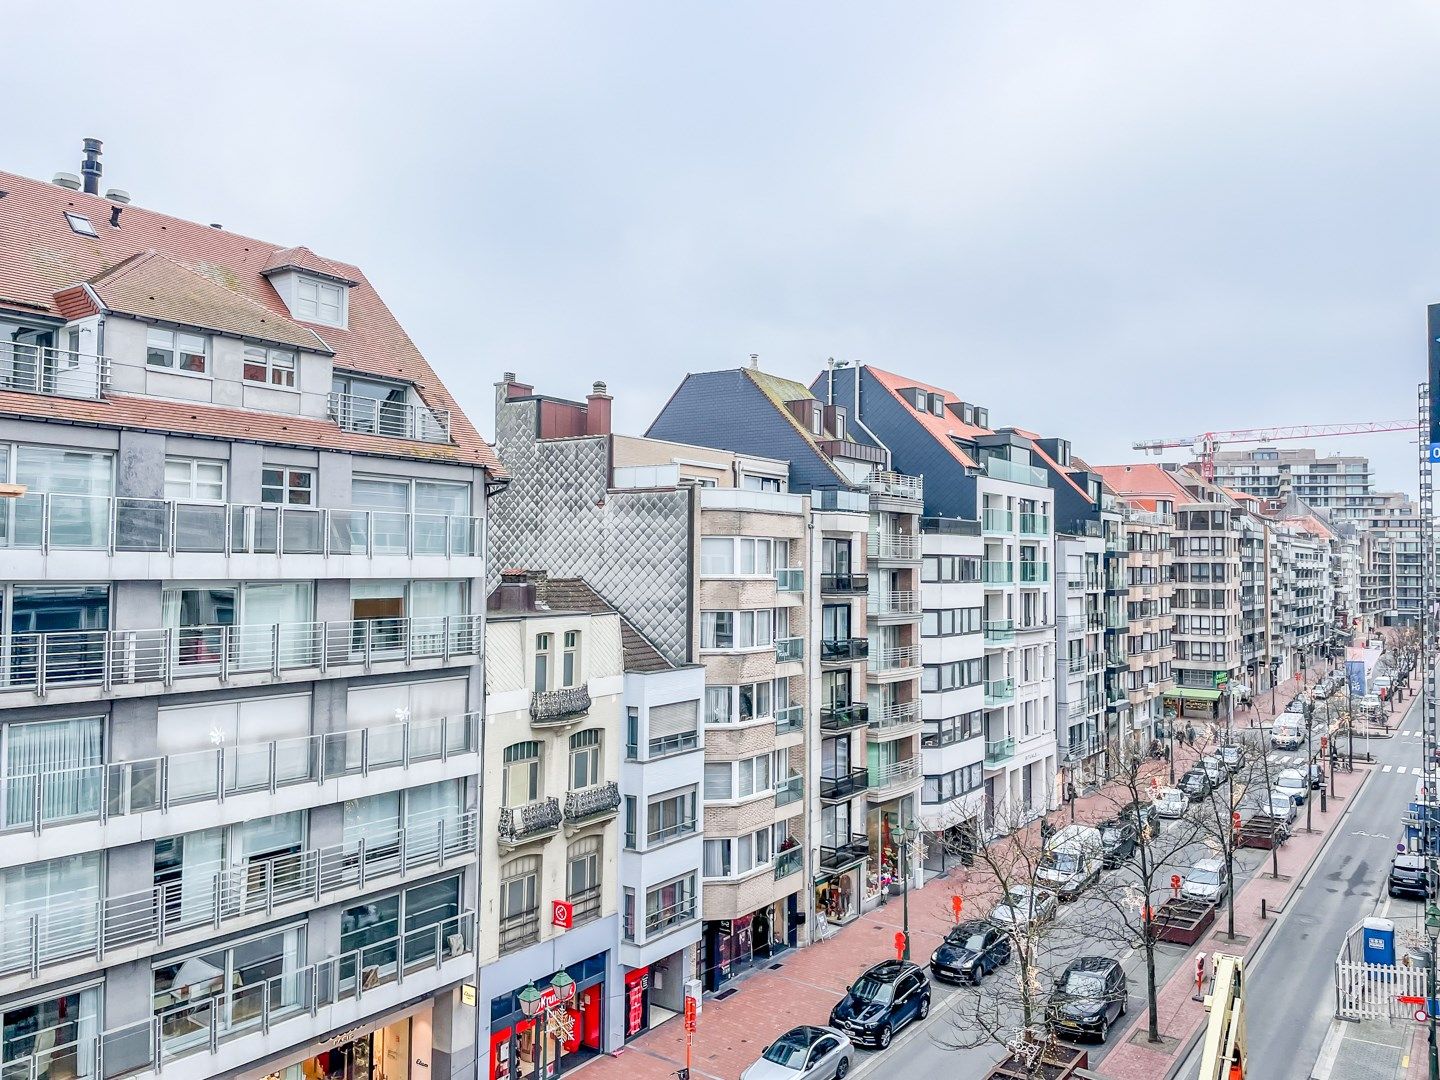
[775,637,804,663]
[0,614,484,703]
[0,343,109,399]
[1106,609,1129,629]
[775,775,804,807]
[1019,562,1049,584]
[774,704,805,735]
[531,685,592,726]
[0,809,475,985]
[867,756,920,796]
[564,781,621,826]
[812,488,870,513]
[819,835,870,872]
[864,471,924,502]
[1065,654,1087,675]
[984,678,1015,705]
[982,457,1048,487]
[0,493,484,561]
[868,532,920,560]
[868,644,921,674]
[497,797,563,848]
[869,590,919,617]
[820,768,870,802]
[983,620,1015,645]
[982,508,1014,535]
[820,573,869,595]
[1019,513,1049,536]
[982,561,1014,584]
[821,638,869,664]
[775,567,805,592]
[869,700,921,735]
[820,702,870,732]
[327,390,451,444]
[625,896,698,943]
[985,737,1015,765]
[1086,612,1105,631]
[774,845,804,880]
[0,710,479,837]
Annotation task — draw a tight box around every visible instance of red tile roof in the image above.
[261,245,359,285]
[1089,463,1194,502]
[0,169,503,476]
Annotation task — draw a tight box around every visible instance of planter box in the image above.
[1153,897,1216,945]
[984,1044,1089,1079]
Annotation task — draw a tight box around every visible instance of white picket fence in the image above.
[1334,960,1430,1021]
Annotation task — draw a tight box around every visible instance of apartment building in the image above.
[1056,528,1105,781]
[647,366,929,902]
[487,379,814,996]
[0,157,500,1079]
[1359,492,1424,625]
[1212,447,1381,524]
[1119,502,1175,743]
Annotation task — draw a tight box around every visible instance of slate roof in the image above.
[533,576,674,674]
[0,168,503,476]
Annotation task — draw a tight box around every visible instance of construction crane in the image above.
[1198,953,1248,1080]
[1132,420,1414,482]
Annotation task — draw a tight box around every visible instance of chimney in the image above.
[81,138,102,196]
[495,569,537,611]
[501,373,533,401]
[585,381,612,436]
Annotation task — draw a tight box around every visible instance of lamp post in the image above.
[1427,903,1439,1080]
[518,972,577,1080]
[898,819,917,960]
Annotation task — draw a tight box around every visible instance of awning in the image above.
[1164,687,1222,702]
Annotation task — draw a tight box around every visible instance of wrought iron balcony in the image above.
[498,797,562,847]
[564,781,621,826]
[531,685,592,726]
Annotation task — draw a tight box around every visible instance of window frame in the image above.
[294,276,348,328]
[242,344,298,389]
[164,457,226,504]
[260,467,315,507]
[146,327,209,376]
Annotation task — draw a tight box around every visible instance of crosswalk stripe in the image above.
[1382,764,1393,772]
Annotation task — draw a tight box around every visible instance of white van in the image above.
[1270,719,1303,750]
[1036,824,1103,900]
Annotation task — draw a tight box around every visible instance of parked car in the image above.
[1274,769,1308,805]
[828,961,931,1050]
[1270,719,1304,750]
[743,1027,856,1080]
[930,920,1011,985]
[1218,745,1242,773]
[989,885,1059,930]
[1180,768,1212,800]
[1047,955,1128,1043]
[1179,857,1229,904]
[1285,696,1308,715]
[1199,756,1225,784]
[1097,818,1138,869]
[1264,790,1298,825]
[1037,824,1104,900]
[1155,787,1187,819]
[1389,854,1431,900]
[1121,799,1159,836]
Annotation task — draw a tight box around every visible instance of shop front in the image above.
[813,865,862,925]
[920,818,976,880]
[250,1004,429,1080]
[865,800,919,907]
[701,895,798,992]
[489,955,606,1080]
[1164,686,1222,722]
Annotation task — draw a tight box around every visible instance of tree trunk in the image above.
[1146,937,1160,1042]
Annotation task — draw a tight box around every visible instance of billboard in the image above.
[1346,659,1368,697]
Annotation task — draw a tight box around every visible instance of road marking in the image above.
[1313,1019,1346,1079]
[1383,765,1393,773]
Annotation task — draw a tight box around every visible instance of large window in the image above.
[568,729,602,789]
[1,853,101,966]
[922,710,984,748]
[1,445,113,549]
[503,742,541,806]
[499,857,539,954]
[699,537,789,577]
[922,608,982,637]
[923,763,984,804]
[922,555,980,582]
[645,874,696,936]
[1,985,99,1080]
[567,836,602,924]
[702,825,780,879]
[647,788,697,845]
[146,327,207,374]
[242,345,297,388]
[699,610,775,651]
[703,679,788,724]
[922,659,983,692]
[2,715,103,829]
[703,752,777,801]
[164,458,226,503]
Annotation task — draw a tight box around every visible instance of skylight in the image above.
[64,211,98,237]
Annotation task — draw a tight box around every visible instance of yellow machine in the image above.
[1198,952,1247,1079]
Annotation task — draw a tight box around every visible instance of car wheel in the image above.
[835,1057,851,1079]
[1100,1017,1110,1042]
[972,966,984,986]
[877,1024,893,1049]
[1120,998,1128,1017]
[1001,949,1012,966]
[918,995,931,1020]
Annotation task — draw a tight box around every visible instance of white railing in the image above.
[0,493,483,557]
[864,471,924,501]
[0,343,109,399]
[0,710,478,834]
[327,391,451,444]
[870,701,920,731]
[1,910,475,1078]
[868,644,921,673]
[868,532,920,560]
[868,757,920,791]
[0,613,483,697]
[698,488,807,514]
[868,590,919,616]
[0,809,475,982]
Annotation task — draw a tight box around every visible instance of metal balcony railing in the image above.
[774,845,804,879]
[868,532,919,560]
[327,390,451,443]
[868,644,921,673]
[984,678,1015,705]
[499,907,540,954]
[1019,562,1049,584]
[1066,655,1086,675]
[820,573,869,595]
[819,835,870,871]
[1,614,483,698]
[775,775,804,807]
[564,781,621,824]
[0,343,109,399]
[530,685,592,725]
[1019,513,1049,536]
[982,508,1014,534]
[775,637,804,663]
[982,561,1014,584]
[35,910,475,1078]
[868,756,919,793]
[0,709,478,835]
[864,471,924,502]
[820,768,870,802]
[775,568,805,592]
[774,704,804,735]
[868,590,919,616]
[984,737,1015,765]
[820,702,869,731]
[821,637,869,663]
[984,620,1015,644]
[568,884,604,926]
[870,701,920,731]
[0,809,474,982]
[645,819,698,848]
[497,798,562,847]
[625,896,699,943]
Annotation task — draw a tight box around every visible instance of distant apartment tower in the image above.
[1359,492,1425,624]
[1212,446,1379,524]
[0,160,499,1079]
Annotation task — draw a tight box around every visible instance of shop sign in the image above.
[553,900,574,930]
[462,983,477,1007]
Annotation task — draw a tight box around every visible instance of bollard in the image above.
[1320,787,1327,813]
[1260,898,1267,920]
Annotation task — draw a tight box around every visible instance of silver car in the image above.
[742,1026,855,1080]
[1179,857,1228,903]
[990,885,1059,930]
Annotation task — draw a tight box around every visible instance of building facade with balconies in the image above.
[1120,503,1176,741]
[1057,528,1106,782]
[0,159,500,1080]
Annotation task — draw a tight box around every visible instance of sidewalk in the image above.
[583,670,1332,1080]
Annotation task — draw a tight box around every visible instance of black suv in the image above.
[1096,818,1138,869]
[1180,768,1212,800]
[1048,956,1128,1042]
[829,960,931,1049]
[1390,854,1431,900]
[929,920,1011,985]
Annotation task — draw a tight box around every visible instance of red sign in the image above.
[1321,736,1329,751]
[683,996,697,1034]
[951,895,964,921]
[552,900,574,930]
[894,931,907,960]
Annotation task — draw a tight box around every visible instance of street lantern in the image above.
[551,970,577,1006]
[898,819,919,961]
[518,982,544,1019]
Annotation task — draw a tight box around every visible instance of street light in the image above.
[898,819,918,960]
[1427,903,1440,1080]
[518,973,577,1080]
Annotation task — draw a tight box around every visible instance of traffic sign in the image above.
[1417,1008,1428,1024]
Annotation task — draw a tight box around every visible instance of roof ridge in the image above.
[741,368,852,487]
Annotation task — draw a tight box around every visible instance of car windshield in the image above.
[957,931,988,950]
[850,975,894,1004]
[1278,774,1302,788]
[1062,971,1106,996]
[762,1032,814,1068]
[1043,851,1079,874]
[1100,826,1122,842]
[1189,868,1221,885]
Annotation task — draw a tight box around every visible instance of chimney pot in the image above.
[585,381,613,436]
[80,138,103,196]
[503,371,517,382]
[592,381,607,395]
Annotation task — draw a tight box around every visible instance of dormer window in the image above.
[295,277,346,328]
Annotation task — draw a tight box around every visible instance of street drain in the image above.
[714,988,739,1000]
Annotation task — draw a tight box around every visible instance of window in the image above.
[534,633,552,691]
[567,836,602,923]
[922,763,984,803]
[700,537,786,576]
[295,276,346,327]
[703,753,774,801]
[645,874,696,936]
[2,716,103,828]
[647,788,697,844]
[151,923,306,1040]
[922,608,982,637]
[502,742,541,806]
[922,555,980,582]
[922,659,983,692]
[743,475,782,492]
[703,679,789,724]
[164,457,225,502]
[569,729,601,789]
[499,856,539,953]
[63,212,97,237]
[1,986,99,1079]
[699,610,774,650]
[702,826,778,879]
[146,327,207,374]
[563,630,580,686]
[822,538,852,575]
[260,467,314,506]
[242,345,297,387]
[923,710,984,748]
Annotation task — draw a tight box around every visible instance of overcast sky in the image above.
[9,1,1440,493]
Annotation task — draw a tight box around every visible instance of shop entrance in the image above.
[262,1018,411,1080]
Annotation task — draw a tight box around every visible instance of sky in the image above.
[8,1,1440,494]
